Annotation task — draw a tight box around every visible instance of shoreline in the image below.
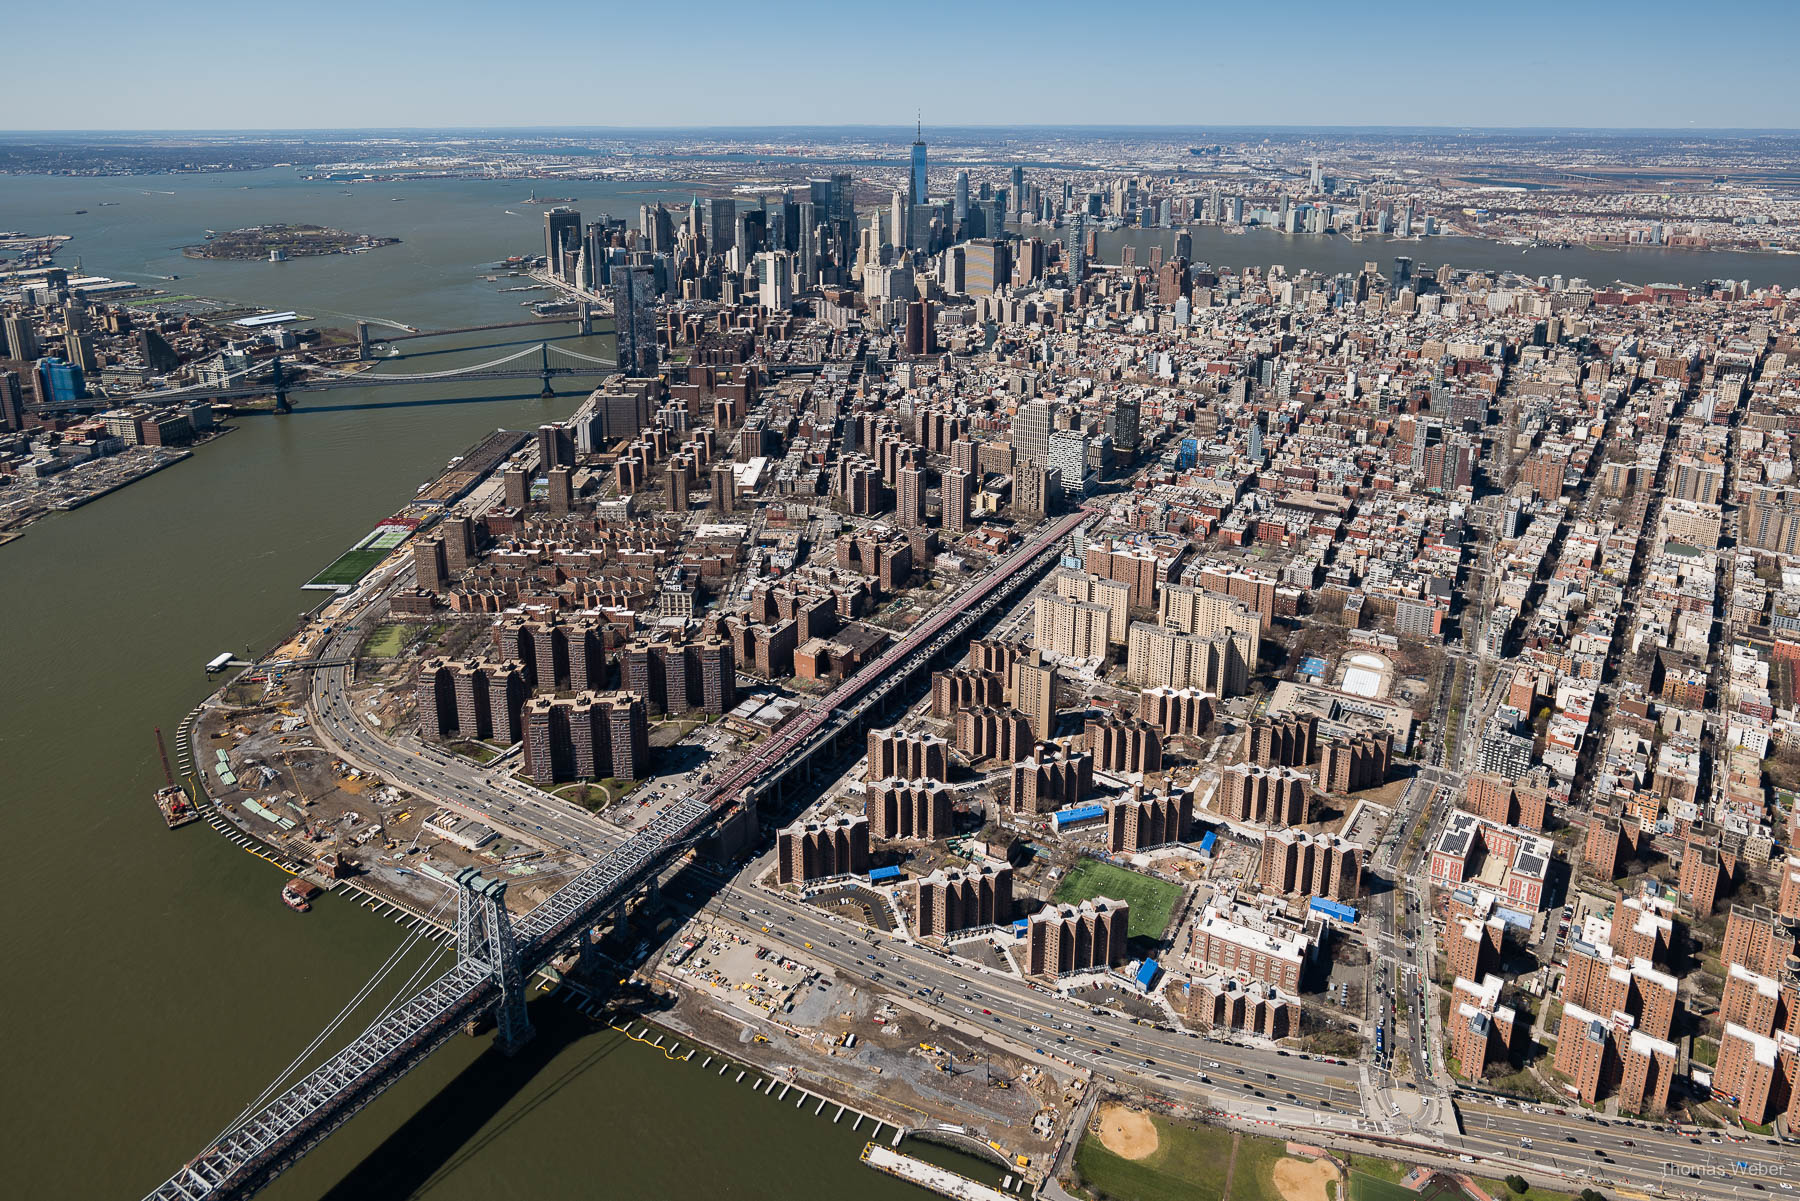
[0,427,233,541]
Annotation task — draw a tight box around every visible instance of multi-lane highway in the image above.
[699,875,1795,1199]
[693,872,1363,1109]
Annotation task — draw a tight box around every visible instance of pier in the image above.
[859,1144,1015,1201]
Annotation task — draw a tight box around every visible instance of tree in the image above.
[1505,1176,1529,1195]
[1580,1189,1607,1201]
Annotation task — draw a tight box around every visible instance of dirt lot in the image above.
[1096,1102,1158,1159]
[1272,1155,1339,1201]
[196,678,582,916]
[655,917,1078,1162]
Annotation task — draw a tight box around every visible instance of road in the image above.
[691,874,1794,1199]
[302,555,623,860]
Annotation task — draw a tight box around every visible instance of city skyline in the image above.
[9,0,1800,131]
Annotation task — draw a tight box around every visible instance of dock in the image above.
[860,1143,1014,1201]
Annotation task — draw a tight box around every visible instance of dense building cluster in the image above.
[386,142,1800,1127]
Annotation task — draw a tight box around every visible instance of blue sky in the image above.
[12,0,1797,131]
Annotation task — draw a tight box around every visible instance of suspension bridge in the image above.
[142,506,1095,1201]
[53,341,619,415]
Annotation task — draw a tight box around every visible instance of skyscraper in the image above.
[1014,399,1056,466]
[1010,165,1025,215]
[756,252,791,311]
[702,197,736,255]
[963,239,1009,295]
[942,467,971,533]
[3,314,39,361]
[910,120,928,209]
[796,200,817,286]
[544,208,581,281]
[953,170,970,230]
[0,369,24,433]
[1048,429,1090,498]
[612,265,657,377]
[1067,212,1086,285]
[639,203,673,254]
[898,463,925,527]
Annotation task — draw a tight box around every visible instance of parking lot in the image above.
[806,882,898,933]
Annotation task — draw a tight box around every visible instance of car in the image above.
[981,1008,991,1014]
[1266,1106,1277,1113]
[1109,1040,1120,1047]
[1566,1136,1578,1144]
[1622,1140,1634,1148]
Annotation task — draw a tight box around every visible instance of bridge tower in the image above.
[271,356,291,414]
[356,321,371,361]
[454,867,534,1055]
[577,301,592,337]
[538,342,555,399]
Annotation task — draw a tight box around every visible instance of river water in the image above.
[3,168,1796,1198]
[0,169,950,1200]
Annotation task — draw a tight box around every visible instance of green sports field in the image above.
[1053,858,1183,940]
[306,548,387,589]
[1350,1172,1424,1201]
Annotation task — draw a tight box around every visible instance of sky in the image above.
[11,0,1798,132]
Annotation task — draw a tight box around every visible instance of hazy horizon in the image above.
[11,0,1798,131]
[4,124,1800,137]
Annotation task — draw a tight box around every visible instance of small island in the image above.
[184,223,400,261]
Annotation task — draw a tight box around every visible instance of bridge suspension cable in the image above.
[211,888,457,1142]
[543,343,618,367]
[308,343,549,382]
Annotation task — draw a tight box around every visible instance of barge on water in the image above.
[282,879,321,912]
[154,784,200,830]
[859,1143,1015,1201]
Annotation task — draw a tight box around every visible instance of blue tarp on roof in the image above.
[1052,803,1105,828]
[1309,896,1359,923]
[869,865,901,883]
[1136,959,1161,989]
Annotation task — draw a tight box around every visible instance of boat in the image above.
[154,784,200,830]
[151,728,198,829]
[282,879,321,912]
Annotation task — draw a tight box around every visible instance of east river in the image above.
[2,168,1796,1198]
